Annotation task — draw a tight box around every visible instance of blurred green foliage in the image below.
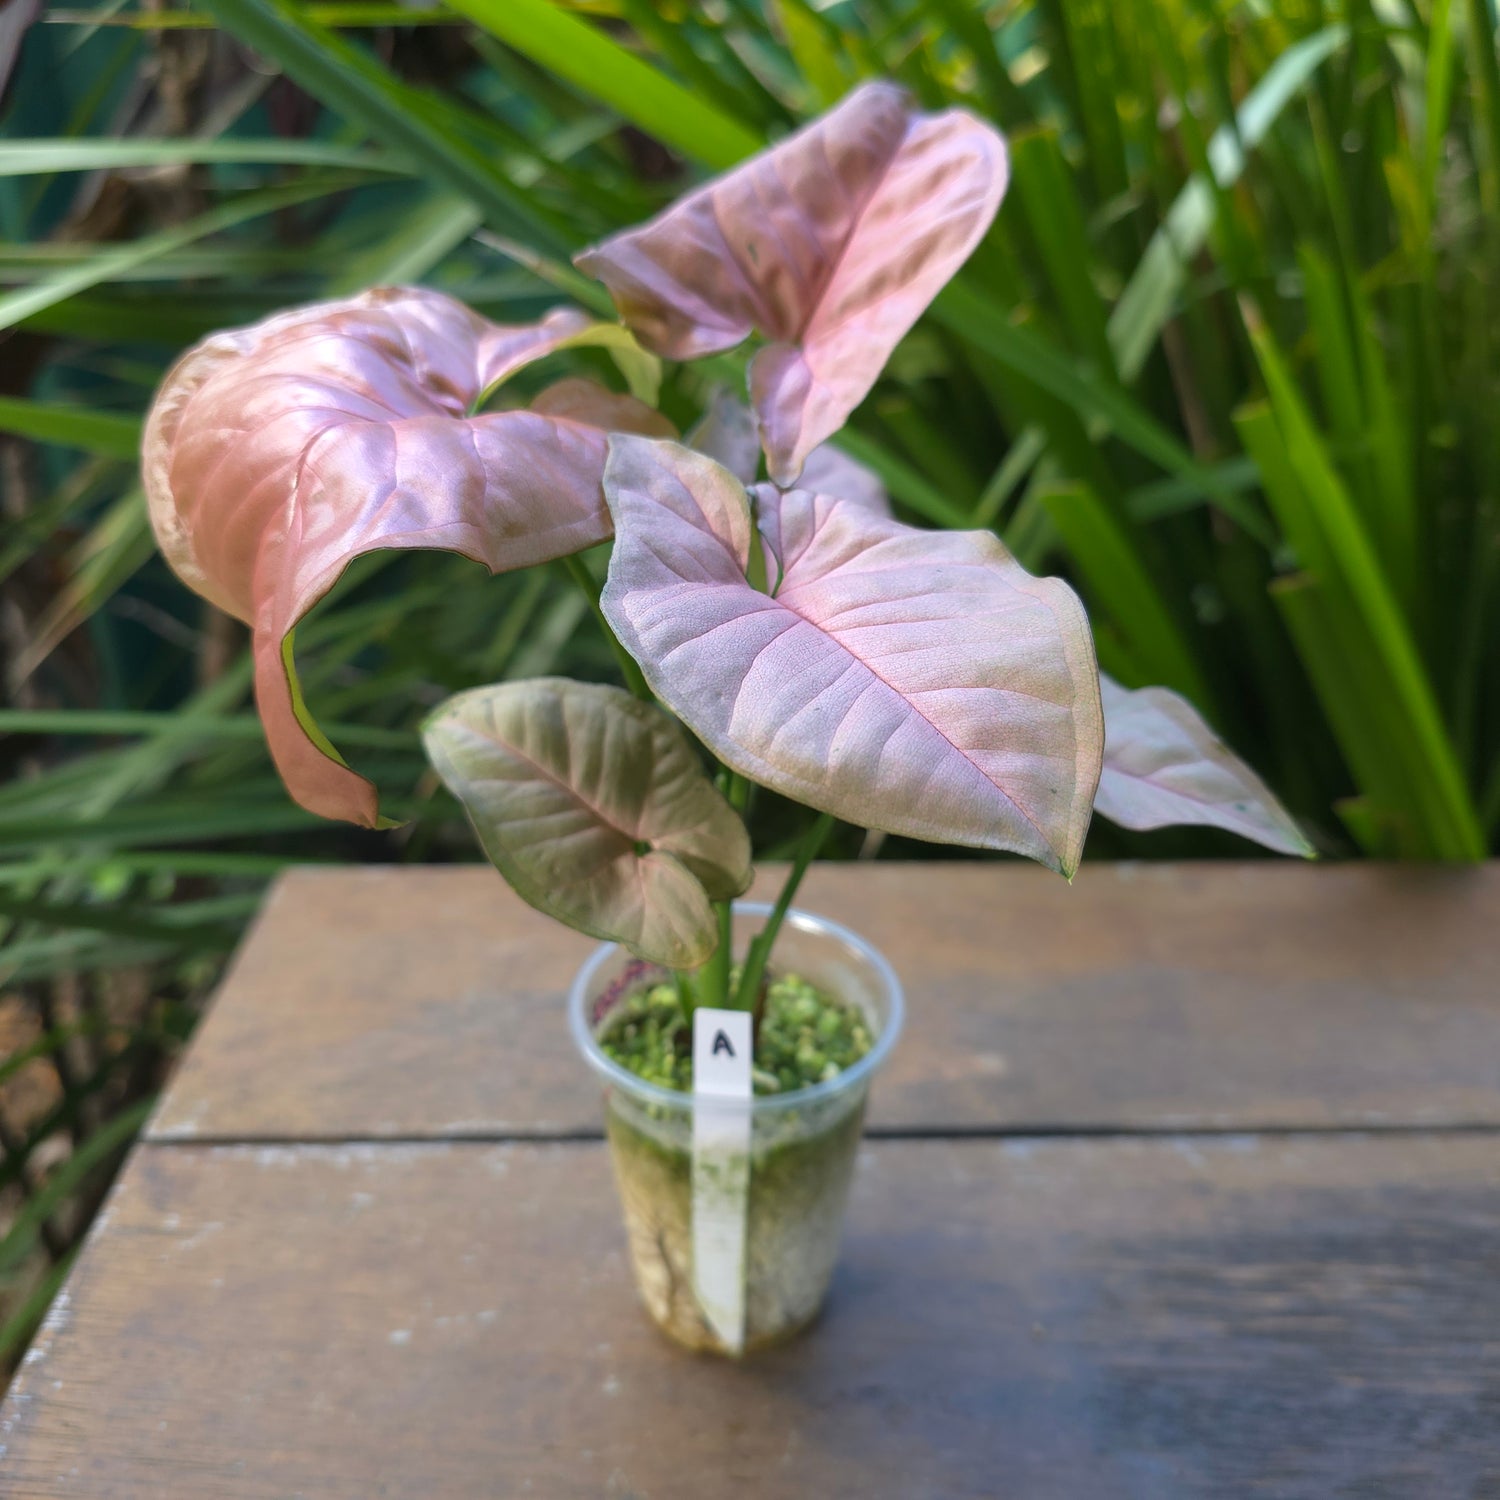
[2,0,1498,1364]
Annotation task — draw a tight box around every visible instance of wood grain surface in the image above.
[148,862,1500,1139]
[8,864,1499,1499]
[3,1134,1498,1499]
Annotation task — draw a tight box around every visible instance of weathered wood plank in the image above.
[147,862,1500,1138]
[3,1134,1497,1498]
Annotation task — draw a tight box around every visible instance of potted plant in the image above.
[142,82,1309,1356]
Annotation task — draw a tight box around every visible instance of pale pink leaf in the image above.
[1094,674,1313,856]
[142,287,666,828]
[423,678,752,967]
[686,387,761,483]
[798,442,890,515]
[600,437,1102,875]
[576,82,1007,484]
[686,390,889,521]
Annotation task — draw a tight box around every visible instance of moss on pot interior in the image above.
[592,969,874,1353]
[597,971,875,1094]
[572,903,905,1358]
[604,1074,867,1353]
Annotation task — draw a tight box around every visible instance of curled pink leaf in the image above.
[141,286,667,828]
[601,437,1102,875]
[576,82,1007,485]
[1094,674,1313,856]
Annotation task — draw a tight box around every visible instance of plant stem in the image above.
[673,772,756,1022]
[733,810,834,1011]
[673,968,696,1021]
[700,898,734,1011]
[555,554,650,700]
[725,770,751,814]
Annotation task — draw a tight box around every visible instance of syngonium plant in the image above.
[142,82,1311,1013]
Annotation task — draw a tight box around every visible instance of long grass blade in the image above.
[1039,479,1210,707]
[0,175,363,333]
[0,398,139,458]
[1109,26,1349,382]
[443,0,763,170]
[0,138,404,176]
[1238,372,1482,861]
[933,281,1274,542]
[195,0,573,252]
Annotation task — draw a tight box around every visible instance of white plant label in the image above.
[691,1007,753,1353]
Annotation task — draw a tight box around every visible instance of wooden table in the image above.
[3,862,1499,1497]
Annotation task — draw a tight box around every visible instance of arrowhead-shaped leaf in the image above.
[142,287,667,828]
[1094,674,1313,856]
[576,81,1007,485]
[601,437,1103,875]
[422,678,752,968]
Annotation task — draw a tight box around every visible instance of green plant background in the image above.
[1,0,1497,1366]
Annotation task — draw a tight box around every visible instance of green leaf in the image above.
[0,708,410,747]
[0,137,404,176]
[549,321,662,406]
[1237,367,1482,861]
[1269,570,1418,857]
[919,0,1028,127]
[0,1248,79,1370]
[972,426,1047,528]
[38,2,474,26]
[423,678,752,967]
[326,191,483,294]
[933,280,1275,543]
[1465,0,1500,213]
[0,1099,154,1279]
[1108,25,1349,382]
[1009,128,1115,376]
[442,0,764,170]
[772,0,851,109]
[0,397,140,458]
[10,490,154,688]
[0,174,362,333]
[0,801,326,853]
[1298,246,1418,613]
[0,893,252,952]
[1038,479,1210,707]
[1124,456,1263,522]
[1055,0,1129,202]
[195,0,572,252]
[1422,0,1457,227]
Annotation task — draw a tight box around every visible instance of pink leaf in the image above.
[600,437,1102,875]
[1094,674,1313,856]
[423,679,751,967]
[576,82,1007,485]
[686,387,762,483]
[142,286,667,828]
[687,390,889,516]
[798,441,890,516]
